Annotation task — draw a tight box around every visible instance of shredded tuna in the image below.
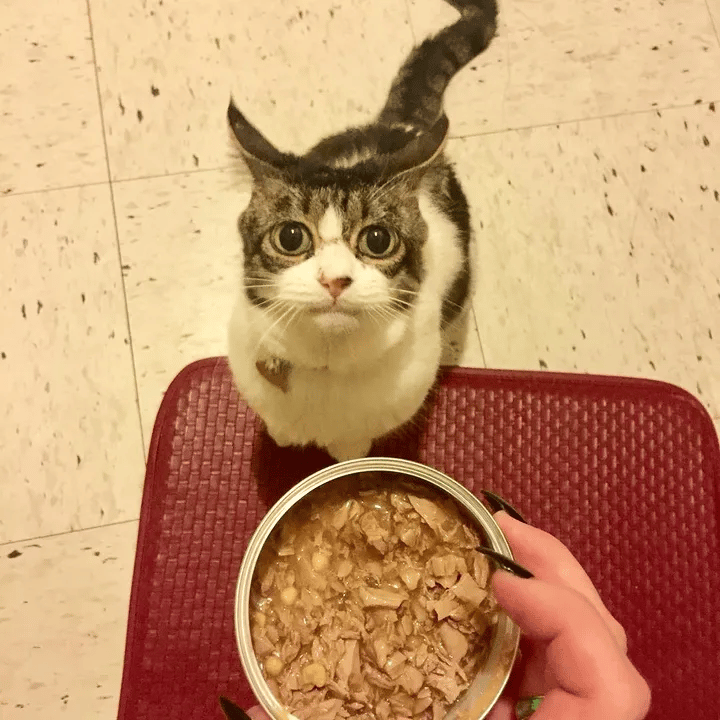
[439,623,469,663]
[250,480,500,720]
[398,665,425,694]
[360,586,407,608]
[452,573,488,607]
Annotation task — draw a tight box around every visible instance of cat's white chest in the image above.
[228,305,443,461]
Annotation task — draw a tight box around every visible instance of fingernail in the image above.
[219,697,252,720]
[477,547,534,579]
[481,490,528,524]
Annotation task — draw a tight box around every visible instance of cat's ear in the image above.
[380,114,449,183]
[218,696,252,720]
[227,98,295,180]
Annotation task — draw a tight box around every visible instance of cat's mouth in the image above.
[308,305,360,316]
[305,295,362,315]
[308,307,361,332]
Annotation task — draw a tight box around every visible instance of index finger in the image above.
[494,512,627,652]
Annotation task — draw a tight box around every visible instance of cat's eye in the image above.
[358,225,396,258]
[273,222,312,255]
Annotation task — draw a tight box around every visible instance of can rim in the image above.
[234,457,520,720]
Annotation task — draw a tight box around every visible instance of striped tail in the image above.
[377,0,498,130]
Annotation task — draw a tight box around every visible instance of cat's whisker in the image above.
[385,297,412,311]
[372,305,398,323]
[364,308,385,328]
[365,306,388,326]
[389,297,413,308]
[281,306,302,334]
[443,298,465,311]
[256,302,296,349]
[254,298,283,311]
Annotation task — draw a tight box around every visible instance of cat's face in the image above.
[227,100,449,338]
[239,177,426,334]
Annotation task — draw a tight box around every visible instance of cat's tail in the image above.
[377,0,498,130]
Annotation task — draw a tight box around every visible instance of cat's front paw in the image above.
[325,438,372,462]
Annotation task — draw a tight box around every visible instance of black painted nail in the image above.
[477,547,534,579]
[219,697,252,720]
[481,490,528,524]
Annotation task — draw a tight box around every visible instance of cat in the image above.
[227,0,498,461]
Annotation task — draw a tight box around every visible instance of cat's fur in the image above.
[227,0,498,461]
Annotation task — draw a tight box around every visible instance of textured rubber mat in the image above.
[118,357,720,720]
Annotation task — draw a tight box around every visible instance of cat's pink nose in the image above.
[319,275,352,299]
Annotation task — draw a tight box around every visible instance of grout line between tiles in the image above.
[0,179,109,201]
[403,0,418,45]
[0,518,139,549]
[85,0,147,456]
[451,98,720,141]
[111,162,240,186]
[705,0,720,45]
[470,306,488,368]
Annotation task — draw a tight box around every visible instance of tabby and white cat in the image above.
[227,0,497,461]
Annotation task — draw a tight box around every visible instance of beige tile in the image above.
[0,522,136,719]
[0,186,144,543]
[449,103,720,423]
[510,0,720,125]
[0,0,106,196]
[408,0,720,137]
[114,168,249,439]
[89,0,415,180]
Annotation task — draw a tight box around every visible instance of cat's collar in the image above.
[256,355,332,392]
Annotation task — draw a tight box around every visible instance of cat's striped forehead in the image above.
[267,184,378,233]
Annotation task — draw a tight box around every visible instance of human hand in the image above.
[485,510,651,720]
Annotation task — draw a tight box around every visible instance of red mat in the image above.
[118,357,720,720]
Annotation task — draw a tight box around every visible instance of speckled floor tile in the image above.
[0,0,106,196]
[408,0,720,137]
[449,102,719,424]
[0,522,136,719]
[113,168,249,440]
[0,186,144,543]
[88,0,415,181]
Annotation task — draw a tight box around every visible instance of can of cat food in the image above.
[235,457,520,720]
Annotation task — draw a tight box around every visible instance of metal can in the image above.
[234,457,520,720]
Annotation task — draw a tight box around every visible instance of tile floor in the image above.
[1,0,718,716]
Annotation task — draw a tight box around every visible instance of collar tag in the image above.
[256,358,291,393]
